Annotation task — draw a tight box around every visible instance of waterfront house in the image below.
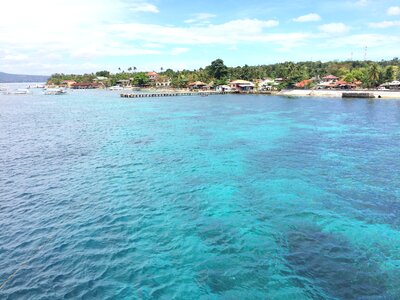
[147,72,159,81]
[61,80,77,88]
[71,82,101,89]
[317,79,358,90]
[94,76,108,82]
[230,80,254,92]
[380,80,400,90]
[294,79,313,89]
[155,75,171,88]
[258,78,278,91]
[216,85,233,92]
[116,79,130,87]
[188,81,207,90]
[322,75,338,82]
[335,80,357,89]
[316,75,340,89]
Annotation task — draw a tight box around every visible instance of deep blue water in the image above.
[1,89,400,299]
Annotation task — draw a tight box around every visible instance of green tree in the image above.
[368,64,381,87]
[343,71,355,83]
[206,59,228,80]
[96,70,110,77]
[384,66,395,82]
[133,73,150,86]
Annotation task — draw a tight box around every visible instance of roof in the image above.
[295,79,312,88]
[71,82,100,87]
[188,81,207,86]
[260,79,275,83]
[323,75,339,79]
[238,83,254,87]
[231,80,253,84]
[147,72,158,76]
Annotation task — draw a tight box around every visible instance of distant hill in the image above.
[0,72,49,83]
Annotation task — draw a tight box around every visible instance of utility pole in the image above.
[364,46,368,61]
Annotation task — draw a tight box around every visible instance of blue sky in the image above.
[1,0,399,74]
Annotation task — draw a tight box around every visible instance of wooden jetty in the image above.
[342,92,375,99]
[120,91,226,98]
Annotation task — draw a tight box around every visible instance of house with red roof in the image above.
[295,79,313,89]
[146,72,159,81]
[61,80,77,88]
[71,82,101,89]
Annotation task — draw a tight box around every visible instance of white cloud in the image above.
[108,19,281,46]
[71,46,162,58]
[324,33,400,48]
[185,13,216,24]
[318,23,350,34]
[2,54,29,62]
[293,13,321,22]
[369,20,400,28]
[171,48,190,55]
[129,2,159,13]
[387,6,400,16]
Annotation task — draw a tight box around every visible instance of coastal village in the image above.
[45,58,400,97]
[50,71,400,92]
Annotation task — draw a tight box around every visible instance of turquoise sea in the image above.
[1,89,400,299]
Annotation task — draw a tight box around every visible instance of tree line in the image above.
[48,58,400,89]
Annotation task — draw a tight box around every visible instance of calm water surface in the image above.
[1,89,400,299]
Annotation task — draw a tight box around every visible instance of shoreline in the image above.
[119,88,400,100]
[276,89,400,99]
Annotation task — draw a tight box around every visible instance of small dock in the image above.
[120,91,226,98]
[342,92,375,98]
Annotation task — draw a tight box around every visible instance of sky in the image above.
[0,0,399,75]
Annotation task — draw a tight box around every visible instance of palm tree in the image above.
[160,67,164,73]
[368,64,380,88]
[128,67,132,72]
[133,67,137,73]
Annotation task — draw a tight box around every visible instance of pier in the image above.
[120,91,227,98]
[342,92,375,99]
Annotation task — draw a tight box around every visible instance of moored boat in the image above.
[109,86,124,91]
[44,88,67,95]
[7,88,31,95]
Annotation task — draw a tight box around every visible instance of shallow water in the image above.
[1,90,400,299]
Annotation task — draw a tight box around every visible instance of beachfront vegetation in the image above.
[48,58,400,89]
